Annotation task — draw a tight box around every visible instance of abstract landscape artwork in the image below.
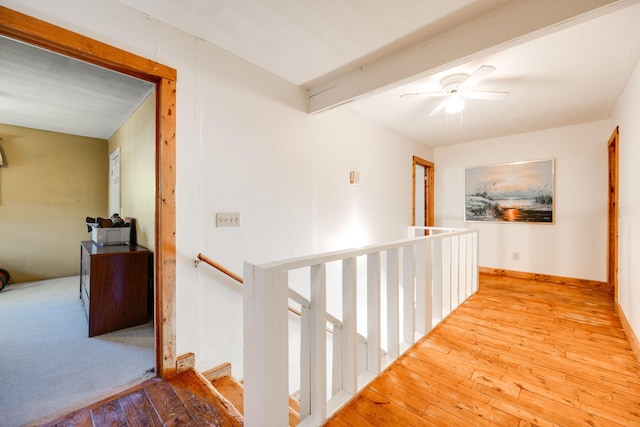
[465,159,554,223]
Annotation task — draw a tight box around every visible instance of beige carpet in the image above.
[0,276,155,426]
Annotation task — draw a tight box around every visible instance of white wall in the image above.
[434,120,611,281]
[612,57,640,342]
[3,0,433,377]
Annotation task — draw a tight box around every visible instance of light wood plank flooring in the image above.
[325,274,640,426]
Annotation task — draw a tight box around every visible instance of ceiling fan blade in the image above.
[461,65,496,89]
[400,92,443,98]
[427,99,447,117]
[464,91,509,101]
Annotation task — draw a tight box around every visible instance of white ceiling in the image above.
[0,36,154,140]
[2,0,640,145]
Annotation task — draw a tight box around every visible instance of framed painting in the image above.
[465,159,554,223]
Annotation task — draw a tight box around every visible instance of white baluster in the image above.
[332,324,343,397]
[309,263,327,424]
[414,242,426,335]
[300,305,311,420]
[432,240,443,322]
[366,253,381,374]
[342,257,357,395]
[402,245,415,345]
[424,239,432,333]
[386,248,399,359]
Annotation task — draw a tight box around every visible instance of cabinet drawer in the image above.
[81,285,89,319]
[81,276,90,298]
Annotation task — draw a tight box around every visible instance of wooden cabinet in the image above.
[80,241,150,337]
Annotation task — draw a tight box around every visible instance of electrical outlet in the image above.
[216,212,240,227]
[512,251,520,261]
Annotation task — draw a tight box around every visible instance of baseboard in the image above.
[479,267,609,292]
[615,302,640,365]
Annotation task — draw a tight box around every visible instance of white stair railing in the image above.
[243,227,479,427]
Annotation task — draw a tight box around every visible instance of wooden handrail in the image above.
[196,253,344,334]
[196,253,243,284]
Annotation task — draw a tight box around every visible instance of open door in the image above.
[412,156,434,236]
[608,127,619,299]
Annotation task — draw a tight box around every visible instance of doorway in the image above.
[109,148,121,216]
[412,156,435,236]
[608,127,619,299]
[0,7,177,378]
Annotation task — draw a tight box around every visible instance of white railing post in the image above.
[386,248,399,359]
[473,231,479,293]
[309,263,327,424]
[459,234,467,300]
[300,305,311,419]
[432,239,443,321]
[443,237,452,317]
[332,324,343,397]
[414,242,426,335]
[402,245,415,345]
[424,240,433,333]
[243,263,289,427]
[366,252,381,374]
[342,257,357,395]
[451,235,460,309]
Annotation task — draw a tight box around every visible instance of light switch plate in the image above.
[216,212,240,227]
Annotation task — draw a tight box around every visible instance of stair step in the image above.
[289,395,301,426]
[209,373,301,426]
[289,394,301,414]
[211,375,244,414]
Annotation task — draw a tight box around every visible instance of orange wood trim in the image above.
[607,127,619,299]
[615,302,640,365]
[197,253,244,284]
[0,6,175,82]
[479,267,608,292]
[412,156,435,227]
[1,6,177,379]
[157,78,177,378]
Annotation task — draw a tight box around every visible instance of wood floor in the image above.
[41,369,241,427]
[40,274,640,426]
[325,274,640,427]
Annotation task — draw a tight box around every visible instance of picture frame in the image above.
[465,159,554,223]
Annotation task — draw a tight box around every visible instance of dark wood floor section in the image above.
[325,275,640,427]
[42,369,241,427]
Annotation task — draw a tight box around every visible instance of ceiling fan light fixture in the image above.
[444,95,465,114]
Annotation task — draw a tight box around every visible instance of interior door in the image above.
[608,127,619,298]
[413,156,435,236]
[109,148,121,216]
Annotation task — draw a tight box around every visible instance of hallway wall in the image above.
[612,55,640,345]
[434,120,610,282]
[0,0,433,376]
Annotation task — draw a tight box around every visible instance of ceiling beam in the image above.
[307,0,625,113]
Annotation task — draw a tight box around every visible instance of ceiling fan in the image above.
[401,65,509,117]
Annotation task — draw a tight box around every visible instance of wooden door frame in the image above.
[412,156,435,227]
[608,126,619,299]
[0,6,178,378]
